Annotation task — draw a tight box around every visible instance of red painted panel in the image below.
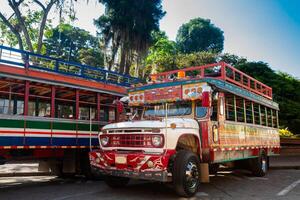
[144,85,182,103]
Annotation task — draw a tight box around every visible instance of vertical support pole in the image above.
[251,102,255,124]
[75,89,79,120]
[220,62,226,80]
[233,95,237,122]
[115,97,120,122]
[200,67,204,78]
[276,110,279,128]
[97,93,101,121]
[243,99,246,123]
[24,81,29,116]
[265,107,268,127]
[270,109,274,128]
[258,105,262,125]
[51,86,56,118]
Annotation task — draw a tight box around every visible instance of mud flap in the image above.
[199,163,210,183]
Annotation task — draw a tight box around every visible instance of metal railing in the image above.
[150,62,273,99]
[0,45,140,87]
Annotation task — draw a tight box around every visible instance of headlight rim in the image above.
[151,134,164,147]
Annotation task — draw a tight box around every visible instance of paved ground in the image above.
[0,169,299,200]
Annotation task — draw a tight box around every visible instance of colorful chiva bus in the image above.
[0,45,138,177]
[90,62,280,197]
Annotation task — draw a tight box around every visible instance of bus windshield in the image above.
[143,102,192,118]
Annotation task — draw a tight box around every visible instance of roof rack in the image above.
[0,45,140,87]
[150,62,272,99]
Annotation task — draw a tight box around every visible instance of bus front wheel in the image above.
[173,150,200,197]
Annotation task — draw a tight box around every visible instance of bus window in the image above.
[267,108,272,127]
[245,100,253,124]
[272,109,278,128]
[253,103,260,125]
[225,94,235,121]
[0,98,10,114]
[79,107,90,120]
[38,102,51,117]
[211,98,218,121]
[79,107,96,120]
[260,106,267,126]
[196,101,208,118]
[57,104,74,119]
[28,101,36,116]
[236,97,245,122]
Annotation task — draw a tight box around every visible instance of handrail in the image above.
[0,45,140,87]
[150,62,273,99]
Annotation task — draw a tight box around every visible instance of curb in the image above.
[0,172,52,177]
[270,166,300,170]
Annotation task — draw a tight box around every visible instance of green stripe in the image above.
[0,119,24,128]
[0,118,99,132]
[26,120,51,130]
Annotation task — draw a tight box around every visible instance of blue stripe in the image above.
[77,138,99,146]
[25,137,50,146]
[0,136,23,146]
[0,136,99,147]
[51,138,77,146]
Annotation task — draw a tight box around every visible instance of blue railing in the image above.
[0,45,140,87]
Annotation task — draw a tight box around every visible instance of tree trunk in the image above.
[9,0,34,52]
[119,44,126,74]
[35,0,57,54]
[0,14,23,51]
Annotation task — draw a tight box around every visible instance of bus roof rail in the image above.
[150,62,273,99]
[0,45,140,87]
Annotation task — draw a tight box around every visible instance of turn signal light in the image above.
[170,123,177,129]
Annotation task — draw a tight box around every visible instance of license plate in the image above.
[115,155,127,164]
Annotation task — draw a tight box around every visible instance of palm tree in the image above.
[95,0,165,75]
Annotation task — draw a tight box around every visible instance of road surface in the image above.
[0,169,299,200]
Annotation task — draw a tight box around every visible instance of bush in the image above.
[279,128,294,138]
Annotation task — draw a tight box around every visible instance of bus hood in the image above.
[103,118,199,130]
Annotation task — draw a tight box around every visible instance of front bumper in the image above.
[89,150,175,182]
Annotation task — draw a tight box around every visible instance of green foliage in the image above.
[176,52,217,68]
[176,18,224,54]
[146,37,177,73]
[44,23,104,67]
[0,0,76,53]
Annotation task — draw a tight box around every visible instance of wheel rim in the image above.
[261,156,267,173]
[185,161,199,190]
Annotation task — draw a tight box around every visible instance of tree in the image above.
[176,18,224,54]
[44,23,104,67]
[146,36,177,74]
[95,0,165,74]
[0,0,76,53]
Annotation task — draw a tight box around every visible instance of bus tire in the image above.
[173,150,200,197]
[209,163,220,174]
[104,176,130,188]
[250,151,268,177]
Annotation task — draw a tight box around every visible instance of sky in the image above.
[1,0,300,77]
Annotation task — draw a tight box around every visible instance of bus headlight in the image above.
[152,135,163,147]
[100,136,110,146]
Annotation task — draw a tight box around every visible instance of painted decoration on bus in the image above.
[129,91,144,106]
[144,85,182,103]
[182,83,205,100]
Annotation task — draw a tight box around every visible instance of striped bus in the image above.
[0,45,138,177]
